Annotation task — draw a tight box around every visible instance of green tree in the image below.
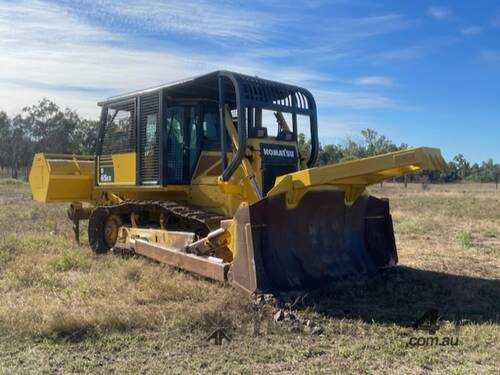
[0,111,11,173]
[22,98,79,153]
[0,98,99,178]
[362,128,400,155]
[297,133,311,162]
[8,115,31,178]
[495,164,500,189]
[317,143,344,166]
[478,159,496,182]
[342,128,404,160]
[452,154,470,180]
[72,118,99,154]
[1,100,497,185]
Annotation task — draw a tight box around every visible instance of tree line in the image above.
[0,99,498,185]
[299,128,499,185]
[0,99,98,178]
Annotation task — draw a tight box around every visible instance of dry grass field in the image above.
[0,180,498,374]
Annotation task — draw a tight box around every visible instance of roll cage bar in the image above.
[216,71,319,181]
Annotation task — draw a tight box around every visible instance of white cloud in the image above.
[0,0,324,118]
[375,46,423,61]
[0,1,116,45]
[317,114,376,141]
[312,89,397,110]
[0,82,101,119]
[0,0,402,121]
[461,26,482,36]
[374,36,457,63]
[267,13,417,65]
[326,13,416,44]
[353,76,393,87]
[293,111,377,143]
[62,0,277,42]
[427,6,452,20]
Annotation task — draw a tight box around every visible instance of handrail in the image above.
[219,71,247,181]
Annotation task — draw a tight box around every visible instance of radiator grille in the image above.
[99,155,113,167]
[139,93,160,184]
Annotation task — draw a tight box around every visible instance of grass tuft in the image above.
[483,230,497,238]
[50,250,92,272]
[42,312,97,343]
[0,178,26,185]
[457,232,474,249]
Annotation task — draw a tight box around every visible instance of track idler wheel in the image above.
[88,208,122,254]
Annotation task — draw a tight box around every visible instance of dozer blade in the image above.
[230,190,397,293]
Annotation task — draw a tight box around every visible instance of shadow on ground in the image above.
[290,266,500,326]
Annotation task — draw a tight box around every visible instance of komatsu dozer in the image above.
[29,71,447,294]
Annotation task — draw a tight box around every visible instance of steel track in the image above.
[95,200,225,235]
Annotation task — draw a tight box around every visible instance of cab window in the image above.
[101,101,135,154]
[201,104,220,150]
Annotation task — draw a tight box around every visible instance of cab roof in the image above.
[98,70,315,116]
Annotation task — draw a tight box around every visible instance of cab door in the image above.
[97,99,137,186]
[164,105,201,184]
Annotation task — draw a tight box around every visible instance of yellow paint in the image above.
[113,153,136,184]
[268,147,447,207]
[98,152,136,185]
[223,107,258,185]
[118,227,195,249]
[29,153,94,203]
[29,138,446,219]
[94,186,190,205]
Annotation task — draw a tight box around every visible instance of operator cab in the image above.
[96,71,319,196]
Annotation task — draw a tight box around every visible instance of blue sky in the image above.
[1,0,499,162]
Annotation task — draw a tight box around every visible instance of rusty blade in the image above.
[230,190,397,293]
[134,239,230,282]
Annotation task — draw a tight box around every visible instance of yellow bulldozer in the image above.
[29,71,446,294]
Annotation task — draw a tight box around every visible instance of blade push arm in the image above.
[268,147,447,206]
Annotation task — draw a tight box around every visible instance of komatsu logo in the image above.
[262,147,295,158]
[260,143,297,165]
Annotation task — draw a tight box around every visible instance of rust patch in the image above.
[135,239,230,282]
[193,155,222,179]
[206,161,222,176]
